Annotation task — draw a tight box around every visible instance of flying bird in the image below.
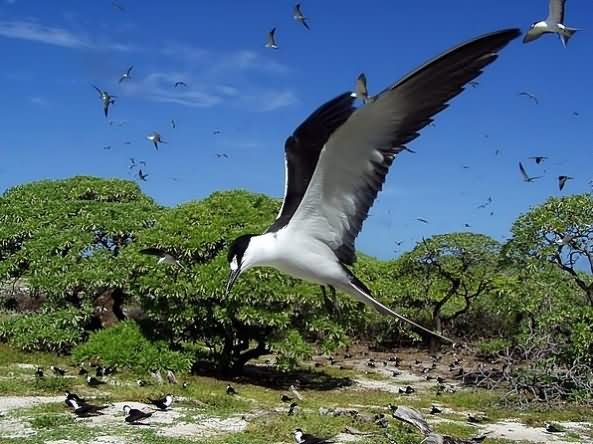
[123,405,153,424]
[416,218,429,224]
[216,153,229,159]
[174,81,188,88]
[225,29,520,343]
[468,81,480,88]
[519,162,543,183]
[112,1,125,12]
[265,28,279,49]
[92,85,116,118]
[293,4,310,30]
[213,129,222,135]
[139,247,184,268]
[148,394,173,410]
[518,91,539,104]
[293,428,332,444]
[523,0,577,47]
[529,156,548,164]
[119,65,133,83]
[477,196,493,209]
[147,132,166,150]
[171,119,176,129]
[355,73,369,104]
[558,175,574,191]
[138,169,149,182]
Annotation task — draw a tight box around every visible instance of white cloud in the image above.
[247,89,299,112]
[0,19,134,51]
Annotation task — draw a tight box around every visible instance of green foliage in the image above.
[0,308,91,353]
[72,321,192,373]
[478,338,511,355]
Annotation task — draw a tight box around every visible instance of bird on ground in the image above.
[265,28,279,49]
[150,370,163,384]
[558,175,574,191]
[35,367,44,378]
[50,366,66,376]
[288,401,299,416]
[78,366,88,375]
[281,394,294,402]
[355,73,369,104]
[148,394,173,410]
[545,422,565,433]
[138,169,149,182]
[225,29,519,343]
[429,405,442,414]
[86,375,106,387]
[467,413,487,424]
[471,432,492,443]
[123,405,153,424]
[293,428,332,444]
[96,365,116,376]
[136,379,146,387]
[523,0,577,47]
[293,4,310,30]
[519,162,543,183]
[399,385,415,394]
[166,370,177,384]
[174,81,188,88]
[529,156,548,164]
[226,384,238,396]
[67,399,107,417]
[518,91,539,104]
[64,391,86,406]
[92,85,116,118]
[289,384,303,401]
[139,247,184,268]
[147,132,166,150]
[119,65,133,83]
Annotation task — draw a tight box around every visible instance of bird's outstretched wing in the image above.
[547,0,566,24]
[287,29,521,265]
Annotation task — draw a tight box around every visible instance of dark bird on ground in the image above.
[92,85,116,118]
[518,91,539,104]
[138,169,149,182]
[174,81,188,88]
[355,73,369,104]
[430,405,442,414]
[224,29,520,344]
[471,432,492,443]
[139,247,184,268]
[96,365,116,377]
[288,401,299,416]
[293,428,332,444]
[467,413,487,424]
[519,162,543,183]
[147,132,166,150]
[293,4,310,30]
[119,65,133,83]
[558,175,574,191]
[64,391,86,406]
[67,399,107,417]
[399,385,415,395]
[388,404,432,435]
[78,367,88,375]
[51,366,66,376]
[529,156,548,164]
[35,367,44,378]
[281,394,294,402]
[123,405,153,424]
[137,379,146,387]
[226,384,238,395]
[86,376,106,387]
[523,0,577,47]
[265,28,278,49]
[545,422,565,433]
[148,394,173,410]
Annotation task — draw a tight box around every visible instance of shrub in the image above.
[0,308,90,353]
[72,321,192,373]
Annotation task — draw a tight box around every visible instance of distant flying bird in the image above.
[216,153,229,159]
[558,175,573,191]
[572,111,579,117]
[149,394,173,410]
[265,28,279,49]
[355,73,369,104]
[464,223,471,228]
[293,428,332,444]
[92,85,116,118]
[139,247,184,268]
[119,65,133,83]
[468,81,479,88]
[103,145,112,150]
[519,162,543,182]
[417,218,429,224]
[147,132,166,150]
[171,119,176,129]
[123,405,153,424]
[477,196,493,209]
[518,91,539,104]
[213,129,222,135]
[174,81,188,88]
[292,4,310,30]
[112,1,125,12]
[138,169,149,181]
[224,29,519,343]
[523,0,577,47]
[529,156,548,164]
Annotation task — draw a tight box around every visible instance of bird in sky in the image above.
[123,405,153,424]
[139,247,184,268]
[293,4,310,30]
[518,91,539,104]
[216,153,229,159]
[171,119,176,129]
[529,156,548,164]
[558,175,574,191]
[138,169,149,181]
[477,196,493,209]
[213,129,222,135]
[91,85,116,118]
[147,132,166,150]
[519,162,543,183]
[468,81,480,88]
[523,0,577,47]
[355,73,369,104]
[119,65,133,83]
[111,1,125,12]
[174,81,188,88]
[417,218,430,224]
[265,28,279,49]
[225,29,520,343]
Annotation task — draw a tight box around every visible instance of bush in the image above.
[0,308,90,353]
[72,321,192,373]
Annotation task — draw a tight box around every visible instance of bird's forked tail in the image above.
[559,27,578,47]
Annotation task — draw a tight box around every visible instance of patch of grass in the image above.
[29,413,74,429]
[432,420,476,438]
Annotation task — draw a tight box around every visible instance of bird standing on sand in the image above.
[293,428,332,444]
[523,0,577,47]
[123,405,153,424]
[148,394,173,410]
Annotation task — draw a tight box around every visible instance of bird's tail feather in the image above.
[560,27,578,47]
[346,281,455,344]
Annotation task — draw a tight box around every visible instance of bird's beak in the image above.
[225,268,241,296]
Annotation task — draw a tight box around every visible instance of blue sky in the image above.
[0,0,592,260]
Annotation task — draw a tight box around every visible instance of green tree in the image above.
[506,194,593,305]
[392,233,501,346]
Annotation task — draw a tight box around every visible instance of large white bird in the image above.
[225,29,520,342]
[523,0,577,47]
